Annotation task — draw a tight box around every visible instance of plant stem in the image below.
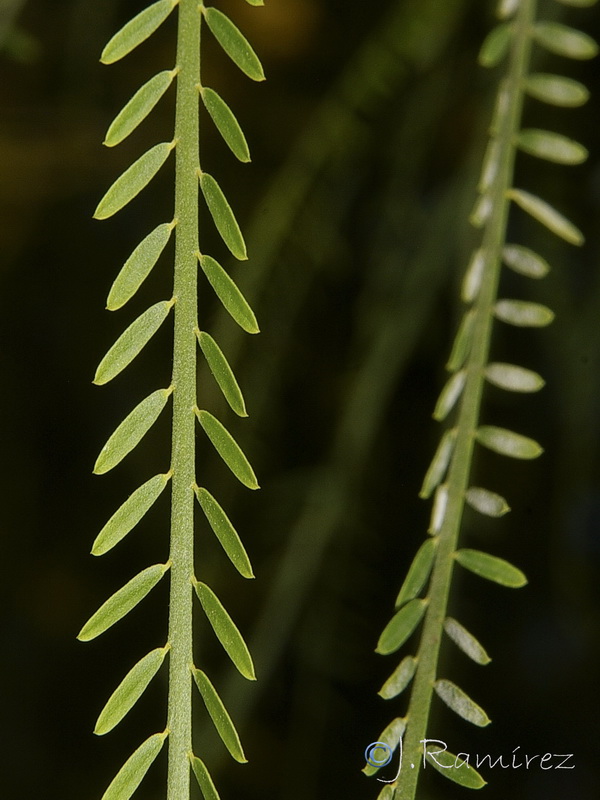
[396,2,536,798]
[167,2,200,799]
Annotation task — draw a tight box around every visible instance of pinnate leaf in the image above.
[191,756,221,800]
[485,362,545,393]
[108,222,174,310]
[444,617,491,665]
[196,409,258,489]
[395,539,436,608]
[193,668,246,762]
[78,563,169,641]
[95,646,169,735]
[378,655,417,699]
[195,487,254,578]
[502,244,549,278]
[465,487,510,517]
[534,22,598,60]
[508,188,584,245]
[94,300,173,385]
[434,679,490,727]
[197,331,247,417]
[455,548,527,588]
[376,599,427,656]
[199,254,259,333]
[101,0,176,64]
[420,428,457,499]
[95,142,174,220]
[94,387,172,474]
[105,70,176,147]
[495,298,554,327]
[93,473,171,556]
[424,742,487,789]
[476,425,542,459]
[525,73,589,107]
[202,87,250,162]
[194,581,256,680]
[204,7,265,81]
[100,731,167,800]
[200,172,247,260]
[516,129,587,165]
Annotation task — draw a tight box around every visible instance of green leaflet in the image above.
[377,787,395,800]
[461,249,485,302]
[485,362,545,393]
[194,487,254,578]
[395,539,437,608]
[495,298,555,327]
[94,300,173,385]
[198,254,259,333]
[516,128,588,165]
[378,655,417,700]
[434,679,490,727]
[502,243,549,279]
[192,668,247,762]
[194,580,256,680]
[508,188,584,245]
[478,22,512,68]
[203,7,265,81]
[201,87,250,162]
[525,73,590,107]
[424,743,486,789]
[78,563,169,641]
[433,370,466,421]
[465,486,510,517]
[420,428,457,499]
[108,222,174,311]
[446,310,475,371]
[105,70,177,147]
[94,142,174,220]
[469,192,492,228]
[199,172,247,260]
[95,646,169,735]
[476,424,542,459]
[362,718,405,776]
[100,731,167,800]
[190,755,221,800]
[101,0,176,64]
[197,330,247,417]
[534,21,598,60]
[92,473,171,556]
[196,409,259,489]
[94,387,172,474]
[376,599,427,656]
[444,617,491,666]
[455,548,527,588]
[428,483,448,535]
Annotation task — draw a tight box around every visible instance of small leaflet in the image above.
[462,249,486,302]
[94,387,172,474]
[78,563,169,641]
[376,599,427,656]
[92,473,171,556]
[424,742,487,789]
[94,142,174,220]
[378,655,417,699]
[101,0,176,64]
[95,646,169,735]
[197,330,247,417]
[105,70,176,147]
[502,243,549,279]
[201,87,250,162]
[433,370,466,421]
[525,73,589,108]
[195,487,254,578]
[203,7,265,81]
[94,300,173,385]
[476,424,542,459]
[362,718,406,776]
[516,128,588,165]
[446,311,475,371]
[193,668,247,762]
[395,539,437,608]
[190,756,221,800]
[465,486,510,517]
[485,362,545,393]
[420,428,457,499]
[199,173,247,260]
[454,548,527,588]
[444,617,491,665]
[378,786,395,800]
[108,222,174,310]
[478,22,512,68]
[194,580,256,680]
[198,254,259,333]
[434,679,491,727]
[534,22,599,60]
[478,140,500,193]
[508,188,584,245]
[469,193,492,228]
[100,731,167,800]
[428,484,448,534]
[196,409,259,489]
[495,298,554,327]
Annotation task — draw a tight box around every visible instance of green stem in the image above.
[167,2,200,799]
[396,2,536,798]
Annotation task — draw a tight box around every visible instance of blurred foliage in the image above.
[0,0,599,798]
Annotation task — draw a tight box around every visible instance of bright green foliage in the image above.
[197,330,247,416]
[424,745,486,789]
[454,549,527,588]
[199,172,248,259]
[100,732,168,800]
[507,188,584,244]
[394,539,436,608]
[201,87,251,162]
[202,7,265,81]
[194,487,254,578]
[196,409,259,489]
[105,70,177,147]
[192,668,247,762]
[376,599,427,656]
[378,656,417,700]
[101,0,177,64]
[199,254,259,333]
[476,425,542,459]
[190,756,221,800]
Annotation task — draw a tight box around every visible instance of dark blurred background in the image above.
[1,0,599,798]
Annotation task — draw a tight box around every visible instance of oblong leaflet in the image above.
[100,731,167,800]
[196,409,258,489]
[190,756,221,800]
[485,362,545,393]
[101,0,176,64]
[378,655,417,700]
[478,22,512,67]
[200,172,247,260]
[424,742,487,789]
[108,222,174,310]
[508,188,583,245]
[376,598,427,656]
[454,548,527,588]
[476,424,542,459]
[203,7,265,81]
[201,87,250,162]
[199,254,259,333]
[534,21,598,60]
[193,668,246,762]
[434,679,490,727]
[420,428,457,499]
[105,70,176,147]
[525,73,589,107]
[195,487,254,578]
[516,128,587,165]
[395,539,437,608]
[495,298,554,327]
[444,617,491,666]
[197,330,247,417]
[465,486,510,517]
